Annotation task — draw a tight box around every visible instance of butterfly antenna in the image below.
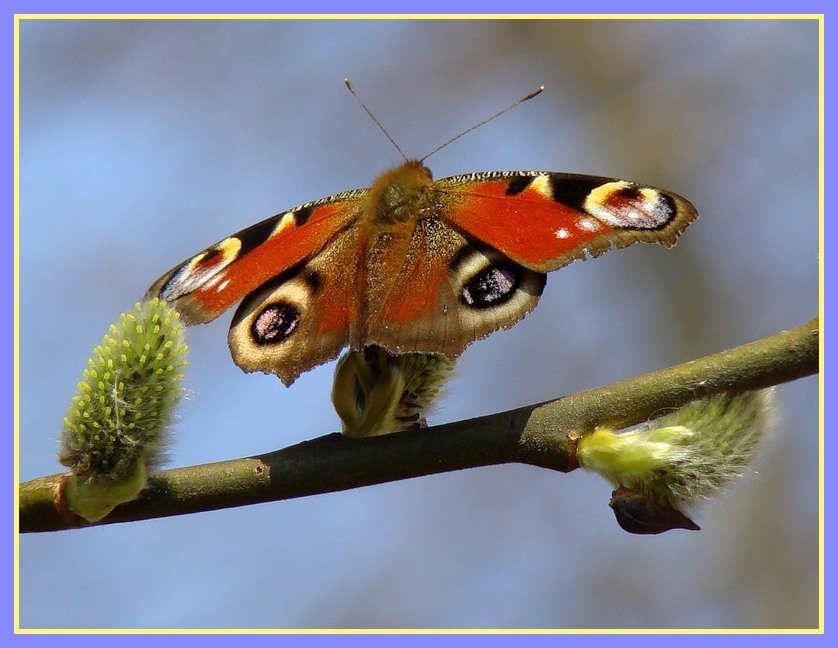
[419,85,545,163]
[345,78,409,163]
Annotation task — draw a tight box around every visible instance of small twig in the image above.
[19,317,819,533]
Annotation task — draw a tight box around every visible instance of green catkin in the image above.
[58,299,188,521]
[577,389,774,506]
[332,346,456,438]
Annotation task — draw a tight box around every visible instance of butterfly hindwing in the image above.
[227,224,362,386]
[437,171,697,273]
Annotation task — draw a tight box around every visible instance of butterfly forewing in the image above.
[436,171,697,273]
[146,190,365,325]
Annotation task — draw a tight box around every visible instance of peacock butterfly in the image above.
[146,86,697,386]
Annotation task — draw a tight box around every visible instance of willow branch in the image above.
[19,317,819,533]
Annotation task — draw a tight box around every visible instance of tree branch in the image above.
[19,317,819,533]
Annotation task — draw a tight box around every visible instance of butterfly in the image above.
[146,159,697,386]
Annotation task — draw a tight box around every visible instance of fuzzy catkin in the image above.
[333,346,455,438]
[59,299,187,482]
[577,389,773,505]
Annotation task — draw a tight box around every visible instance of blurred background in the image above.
[18,19,819,629]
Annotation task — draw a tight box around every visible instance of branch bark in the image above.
[19,317,819,533]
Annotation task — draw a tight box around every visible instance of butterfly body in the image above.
[147,161,697,385]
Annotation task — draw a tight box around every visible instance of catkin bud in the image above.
[332,346,455,438]
[58,299,188,520]
[577,389,774,533]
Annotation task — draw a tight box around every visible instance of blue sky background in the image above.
[18,18,819,629]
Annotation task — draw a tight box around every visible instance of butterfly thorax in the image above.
[363,160,434,226]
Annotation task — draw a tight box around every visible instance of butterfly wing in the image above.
[436,171,697,272]
[227,224,363,386]
[363,217,546,357]
[146,190,366,385]
[363,170,696,358]
[146,189,365,325]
